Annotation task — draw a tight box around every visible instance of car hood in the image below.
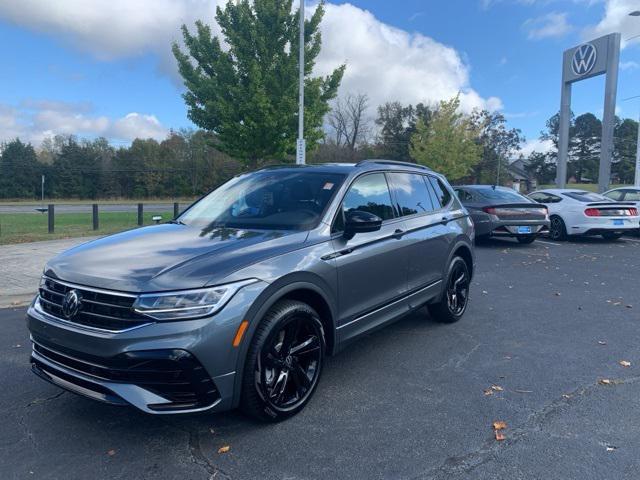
[44,223,308,292]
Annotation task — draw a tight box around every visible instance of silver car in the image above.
[27,160,475,422]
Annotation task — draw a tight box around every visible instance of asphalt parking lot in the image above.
[2,236,640,480]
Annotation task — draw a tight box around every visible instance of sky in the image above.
[0,0,639,156]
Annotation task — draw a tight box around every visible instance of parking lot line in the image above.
[536,239,561,246]
[623,237,640,243]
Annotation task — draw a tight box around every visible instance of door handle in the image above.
[393,229,405,239]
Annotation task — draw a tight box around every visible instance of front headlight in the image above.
[133,279,258,321]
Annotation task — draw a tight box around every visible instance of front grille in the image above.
[38,277,150,331]
[32,340,220,411]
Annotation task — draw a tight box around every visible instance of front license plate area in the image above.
[517,226,532,234]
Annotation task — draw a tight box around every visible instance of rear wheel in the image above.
[516,235,536,244]
[549,215,567,241]
[240,300,325,422]
[428,256,470,324]
[602,232,623,241]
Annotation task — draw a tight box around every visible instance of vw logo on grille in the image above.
[571,43,597,76]
[62,289,82,319]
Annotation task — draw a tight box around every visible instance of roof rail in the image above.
[355,159,432,171]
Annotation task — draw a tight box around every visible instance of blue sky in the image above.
[0,0,638,154]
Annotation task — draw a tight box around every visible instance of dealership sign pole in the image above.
[556,33,621,193]
[296,0,306,165]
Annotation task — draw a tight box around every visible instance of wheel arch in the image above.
[230,274,337,408]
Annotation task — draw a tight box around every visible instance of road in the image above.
[0,203,179,214]
[2,237,640,479]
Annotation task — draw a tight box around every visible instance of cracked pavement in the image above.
[2,236,640,479]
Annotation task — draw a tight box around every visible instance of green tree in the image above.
[0,139,41,199]
[570,113,601,182]
[409,96,480,181]
[525,151,556,185]
[375,102,434,161]
[469,110,523,184]
[173,0,344,169]
[613,117,638,184]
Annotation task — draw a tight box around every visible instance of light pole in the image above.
[295,0,306,165]
[628,11,640,185]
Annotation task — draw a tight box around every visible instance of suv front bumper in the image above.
[26,280,268,414]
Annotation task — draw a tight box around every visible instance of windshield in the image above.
[474,187,531,202]
[562,191,610,203]
[179,170,346,231]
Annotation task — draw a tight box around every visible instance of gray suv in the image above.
[28,160,475,421]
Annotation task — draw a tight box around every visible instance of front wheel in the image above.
[240,300,325,422]
[428,256,471,324]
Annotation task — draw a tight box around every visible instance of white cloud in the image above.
[0,100,168,144]
[620,60,639,70]
[0,1,501,114]
[523,12,574,39]
[110,113,168,142]
[315,3,501,112]
[520,138,555,156]
[583,0,640,48]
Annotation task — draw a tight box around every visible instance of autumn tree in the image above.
[409,96,480,181]
[173,0,344,169]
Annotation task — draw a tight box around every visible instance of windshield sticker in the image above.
[323,182,334,190]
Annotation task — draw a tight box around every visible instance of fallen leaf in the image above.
[209,428,215,434]
[218,446,230,454]
[619,360,631,368]
[495,431,506,441]
[626,305,633,309]
[491,385,504,392]
[562,394,571,399]
[484,388,494,396]
[598,341,607,345]
[554,292,561,296]
[606,446,617,452]
[493,421,507,431]
[598,378,611,385]
[107,449,116,456]
[482,290,488,295]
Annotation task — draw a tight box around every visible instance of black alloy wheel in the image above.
[428,256,470,323]
[241,300,325,421]
[549,215,567,241]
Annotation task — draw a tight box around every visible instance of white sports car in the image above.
[528,189,639,241]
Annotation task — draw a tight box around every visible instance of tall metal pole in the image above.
[635,112,640,187]
[296,0,306,165]
[556,81,572,189]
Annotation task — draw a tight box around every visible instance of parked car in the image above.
[603,187,640,235]
[27,160,475,422]
[528,188,639,241]
[453,185,549,244]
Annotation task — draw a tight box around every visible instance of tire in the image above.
[549,215,567,241]
[428,256,471,324]
[516,235,536,244]
[240,300,325,422]
[602,232,623,241]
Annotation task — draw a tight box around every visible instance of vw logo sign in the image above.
[571,43,597,76]
[62,289,82,319]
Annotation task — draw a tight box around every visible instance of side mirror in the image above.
[343,210,383,240]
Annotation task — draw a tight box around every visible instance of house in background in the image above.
[506,157,537,193]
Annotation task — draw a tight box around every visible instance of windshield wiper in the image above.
[168,219,186,225]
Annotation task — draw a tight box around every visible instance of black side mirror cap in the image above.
[343,210,383,240]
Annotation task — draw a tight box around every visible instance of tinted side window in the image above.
[388,173,434,216]
[428,176,451,208]
[342,173,395,221]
